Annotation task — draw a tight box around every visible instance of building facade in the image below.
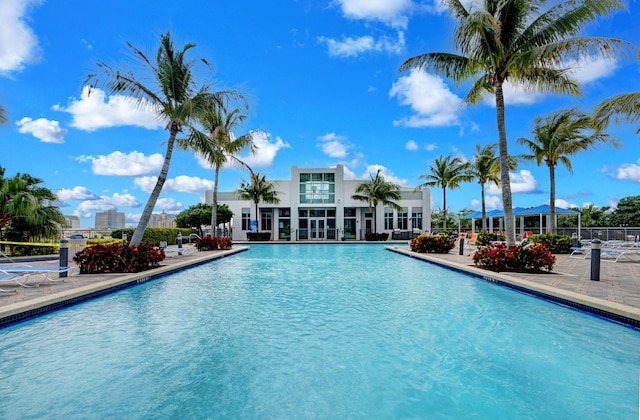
[149,212,177,228]
[207,165,431,241]
[94,209,125,230]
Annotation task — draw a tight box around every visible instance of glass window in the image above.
[260,209,273,231]
[312,173,322,181]
[325,173,335,182]
[344,208,356,217]
[384,207,394,230]
[300,173,311,182]
[398,207,408,230]
[412,209,422,230]
[279,208,290,217]
[241,208,251,231]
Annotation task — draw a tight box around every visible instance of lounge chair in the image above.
[1,266,77,287]
[0,270,32,292]
[163,246,197,258]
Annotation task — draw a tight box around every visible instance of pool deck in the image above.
[1,242,639,328]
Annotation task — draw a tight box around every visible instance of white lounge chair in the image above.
[163,246,197,258]
[1,266,77,287]
[0,270,32,292]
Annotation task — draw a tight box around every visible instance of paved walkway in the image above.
[1,243,639,327]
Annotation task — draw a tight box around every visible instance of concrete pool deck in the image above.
[1,242,639,328]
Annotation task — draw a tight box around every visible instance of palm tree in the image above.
[351,169,403,234]
[416,154,471,230]
[235,171,280,232]
[580,203,609,227]
[182,98,256,236]
[517,108,619,233]
[86,31,226,247]
[400,0,628,245]
[594,92,640,134]
[0,105,7,126]
[0,167,65,240]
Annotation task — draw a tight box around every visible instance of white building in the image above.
[206,165,431,241]
[149,212,177,228]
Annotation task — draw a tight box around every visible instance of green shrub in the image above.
[472,243,555,272]
[73,243,165,273]
[8,244,57,257]
[476,232,505,246]
[111,228,192,245]
[410,234,456,253]
[525,234,572,254]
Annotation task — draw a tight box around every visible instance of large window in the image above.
[343,207,356,239]
[241,208,251,231]
[384,207,394,230]
[398,207,408,230]
[299,172,335,204]
[412,209,422,230]
[260,209,273,231]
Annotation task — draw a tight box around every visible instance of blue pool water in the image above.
[0,244,638,418]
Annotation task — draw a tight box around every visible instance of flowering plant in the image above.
[195,236,233,251]
[472,243,555,272]
[73,242,165,274]
[410,234,455,253]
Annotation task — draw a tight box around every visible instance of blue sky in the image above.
[1,0,639,228]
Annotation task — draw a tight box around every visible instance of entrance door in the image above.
[310,218,325,240]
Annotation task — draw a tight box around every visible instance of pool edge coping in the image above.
[387,246,640,329]
[0,246,249,328]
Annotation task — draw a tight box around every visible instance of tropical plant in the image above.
[594,92,640,134]
[351,169,403,234]
[415,154,472,230]
[580,204,609,227]
[0,104,7,126]
[517,108,619,233]
[181,98,256,235]
[86,31,230,247]
[235,171,280,232]
[410,234,456,253]
[608,195,640,226]
[400,0,629,246]
[473,243,555,272]
[175,203,233,237]
[525,233,573,254]
[0,167,65,245]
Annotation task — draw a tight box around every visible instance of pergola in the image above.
[461,205,581,238]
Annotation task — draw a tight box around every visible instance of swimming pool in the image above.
[0,244,638,418]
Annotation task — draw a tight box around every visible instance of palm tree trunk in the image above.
[495,84,515,246]
[549,164,556,234]
[130,132,176,247]
[254,200,259,232]
[442,187,447,230]
[481,183,487,232]
[211,167,220,237]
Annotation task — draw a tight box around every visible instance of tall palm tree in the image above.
[517,108,619,233]
[351,169,403,234]
[182,98,256,236]
[400,0,628,245]
[86,31,225,247]
[580,203,609,227]
[416,154,472,230]
[0,105,7,126]
[594,92,640,134]
[235,171,280,232]
[467,144,501,232]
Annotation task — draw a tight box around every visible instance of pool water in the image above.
[0,244,638,418]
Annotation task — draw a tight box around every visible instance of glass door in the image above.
[310,218,325,240]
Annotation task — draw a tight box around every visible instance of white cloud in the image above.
[84,151,164,177]
[57,186,99,201]
[318,31,405,57]
[318,132,350,158]
[55,86,163,131]
[360,164,408,186]
[134,175,215,195]
[16,117,67,143]
[471,195,502,211]
[390,70,464,127]
[405,140,419,151]
[154,197,183,212]
[487,170,539,194]
[73,193,141,218]
[238,131,290,168]
[546,198,574,209]
[424,143,438,151]
[613,159,640,183]
[335,0,412,28]
[0,0,41,73]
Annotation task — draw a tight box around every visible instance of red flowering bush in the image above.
[472,243,555,272]
[73,243,165,274]
[410,234,456,253]
[195,236,233,251]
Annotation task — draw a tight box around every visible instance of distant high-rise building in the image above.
[95,210,125,230]
[64,215,81,228]
[149,212,177,228]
